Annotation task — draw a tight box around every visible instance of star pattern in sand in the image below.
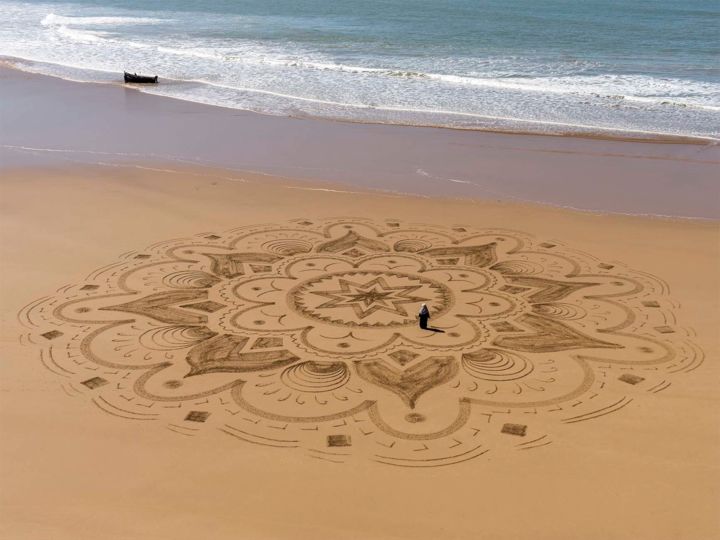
[310,276,426,319]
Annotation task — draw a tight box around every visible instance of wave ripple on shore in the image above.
[1,0,719,139]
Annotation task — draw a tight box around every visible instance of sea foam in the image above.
[1,0,717,140]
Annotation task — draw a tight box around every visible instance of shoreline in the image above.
[5,159,716,225]
[2,65,719,220]
[3,55,718,146]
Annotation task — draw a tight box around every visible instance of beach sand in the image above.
[2,64,719,219]
[2,165,718,540]
[1,70,719,540]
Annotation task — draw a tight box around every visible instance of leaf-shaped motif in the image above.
[355,356,457,408]
[185,334,299,376]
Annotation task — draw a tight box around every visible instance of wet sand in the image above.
[1,64,719,219]
[1,161,719,539]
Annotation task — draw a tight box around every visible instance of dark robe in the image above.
[418,306,430,329]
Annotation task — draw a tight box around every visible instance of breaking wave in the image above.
[0,0,717,139]
[41,13,169,26]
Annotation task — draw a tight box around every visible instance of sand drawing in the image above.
[19,218,702,467]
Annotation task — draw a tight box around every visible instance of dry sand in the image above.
[1,162,718,540]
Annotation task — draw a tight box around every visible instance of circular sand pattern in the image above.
[139,325,217,350]
[461,349,534,382]
[19,218,702,467]
[289,270,452,327]
[281,361,350,393]
[162,270,220,289]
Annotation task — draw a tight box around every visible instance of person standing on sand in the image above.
[418,303,430,329]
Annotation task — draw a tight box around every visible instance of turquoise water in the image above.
[1,0,719,138]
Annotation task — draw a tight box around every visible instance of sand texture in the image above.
[1,165,718,539]
[2,65,720,219]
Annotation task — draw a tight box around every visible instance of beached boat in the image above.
[123,72,158,84]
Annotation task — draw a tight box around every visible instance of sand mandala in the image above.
[19,218,703,467]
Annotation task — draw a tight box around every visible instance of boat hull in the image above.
[123,72,158,84]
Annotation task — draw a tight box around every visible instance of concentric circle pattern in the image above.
[461,349,534,381]
[281,361,350,393]
[19,218,702,467]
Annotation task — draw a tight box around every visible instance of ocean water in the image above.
[1,0,719,139]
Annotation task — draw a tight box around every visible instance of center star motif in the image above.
[311,276,427,319]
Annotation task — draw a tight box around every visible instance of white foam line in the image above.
[416,168,474,185]
[0,143,201,163]
[0,144,248,182]
[181,77,369,108]
[2,143,137,155]
[277,177,432,199]
[416,168,528,201]
[623,94,720,112]
[175,77,720,141]
[281,185,410,198]
[41,14,171,26]
[6,57,716,143]
[282,186,362,194]
[132,165,248,182]
[0,143,350,179]
[6,58,136,81]
[18,38,718,112]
